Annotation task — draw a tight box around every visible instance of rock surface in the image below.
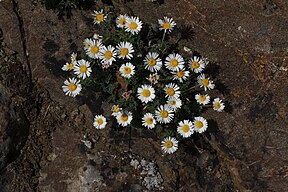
[0,0,288,191]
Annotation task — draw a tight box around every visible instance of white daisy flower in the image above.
[116,111,133,127]
[197,74,215,91]
[195,94,210,105]
[155,105,174,124]
[143,52,162,72]
[164,53,185,71]
[212,98,225,112]
[161,137,178,154]
[93,115,107,129]
[164,83,181,99]
[85,39,103,59]
[125,16,143,35]
[147,73,159,85]
[142,113,156,129]
[62,62,75,71]
[193,116,208,133]
[167,97,182,111]
[189,56,205,73]
[62,77,82,97]
[116,14,129,28]
[74,59,92,79]
[111,105,122,117]
[158,17,176,33]
[83,38,93,50]
[92,9,107,24]
[119,62,135,79]
[137,85,156,103]
[116,41,134,59]
[177,120,194,138]
[99,45,117,65]
[172,69,190,82]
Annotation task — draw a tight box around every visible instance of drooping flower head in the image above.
[83,38,94,50]
[62,52,77,71]
[147,73,160,85]
[111,105,122,117]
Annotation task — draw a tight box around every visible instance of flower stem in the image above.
[160,30,166,47]
[182,85,198,93]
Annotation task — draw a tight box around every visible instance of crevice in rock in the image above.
[11,0,33,91]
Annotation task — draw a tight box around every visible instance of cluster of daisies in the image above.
[61,9,225,155]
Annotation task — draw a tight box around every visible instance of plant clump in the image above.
[61,8,225,154]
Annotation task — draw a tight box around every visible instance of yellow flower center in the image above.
[195,121,203,129]
[214,102,221,109]
[129,22,138,30]
[96,14,104,21]
[163,22,171,29]
[97,118,103,125]
[148,58,156,66]
[124,67,131,74]
[170,59,178,67]
[199,95,206,102]
[176,70,184,78]
[170,100,176,105]
[120,48,129,56]
[119,18,126,25]
[145,117,153,125]
[80,65,87,73]
[121,114,128,122]
[112,106,120,113]
[68,83,77,91]
[105,51,112,59]
[191,61,200,69]
[165,141,173,148]
[160,110,168,118]
[67,63,74,69]
[142,89,151,97]
[167,88,175,96]
[91,46,99,54]
[182,125,190,133]
[201,79,209,86]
